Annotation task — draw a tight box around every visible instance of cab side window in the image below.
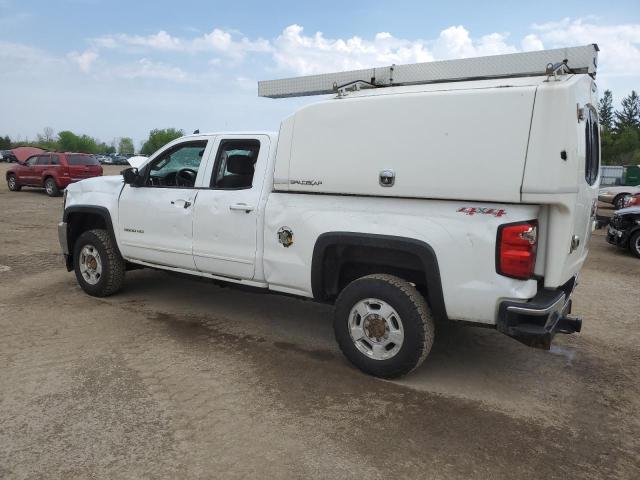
[51,155,60,165]
[25,156,39,166]
[36,155,50,165]
[144,141,208,188]
[210,140,260,190]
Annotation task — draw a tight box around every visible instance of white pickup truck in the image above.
[58,45,600,378]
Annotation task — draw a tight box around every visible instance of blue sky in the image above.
[1,0,639,149]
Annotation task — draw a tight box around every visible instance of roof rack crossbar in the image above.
[258,44,598,99]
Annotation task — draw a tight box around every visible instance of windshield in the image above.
[67,154,99,166]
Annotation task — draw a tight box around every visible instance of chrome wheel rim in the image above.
[45,180,53,194]
[79,245,102,285]
[348,298,404,360]
[8,177,15,189]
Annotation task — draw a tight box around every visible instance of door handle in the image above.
[171,199,192,208]
[229,203,254,213]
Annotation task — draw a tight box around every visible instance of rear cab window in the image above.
[210,139,261,189]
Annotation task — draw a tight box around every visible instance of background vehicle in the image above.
[623,193,640,208]
[0,150,17,162]
[599,185,640,209]
[6,152,103,196]
[59,45,598,378]
[607,207,640,258]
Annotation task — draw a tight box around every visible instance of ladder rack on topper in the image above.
[258,44,599,99]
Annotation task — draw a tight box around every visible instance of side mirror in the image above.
[122,167,141,186]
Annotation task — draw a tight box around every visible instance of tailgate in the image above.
[66,154,102,179]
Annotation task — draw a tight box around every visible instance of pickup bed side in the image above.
[262,192,540,324]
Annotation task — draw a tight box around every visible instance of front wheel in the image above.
[7,174,21,191]
[334,274,435,379]
[73,229,125,297]
[44,177,60,197]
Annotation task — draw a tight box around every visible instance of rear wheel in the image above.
[629,231,640,259]
[73,229,125,297]
[44,177,60,197]
[7,174,21,191]
[334,274,435,379]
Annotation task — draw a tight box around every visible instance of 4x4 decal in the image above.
[457,207,507,217]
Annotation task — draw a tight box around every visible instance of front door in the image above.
[20,156,39,185]
[118,139,212,270]
[192,136,269,279]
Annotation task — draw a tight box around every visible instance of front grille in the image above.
[610,215,623,229]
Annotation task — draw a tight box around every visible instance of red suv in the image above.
[6,152,103,196]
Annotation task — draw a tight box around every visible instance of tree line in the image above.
[0,128,185,156]
[598,90,640,166]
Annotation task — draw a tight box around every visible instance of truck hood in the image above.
[615,206,640,216]
[67,174,124,195]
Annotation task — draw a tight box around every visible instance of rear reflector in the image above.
[497,221,538,280]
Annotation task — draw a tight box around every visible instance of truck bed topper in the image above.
[258,44,598,98]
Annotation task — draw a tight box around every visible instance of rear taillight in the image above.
[497,221,538,280]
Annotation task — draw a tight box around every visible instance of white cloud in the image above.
[431,26,517,60]
[68,49,98,73]
[521,34,544,52]
[93,28,270,60]
[532,18,640,77]
[116,58,187,81]
[271,24,433,75]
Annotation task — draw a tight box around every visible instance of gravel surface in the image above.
[1,164,639,479]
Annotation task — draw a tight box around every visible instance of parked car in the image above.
[607,207,640,258]
[6,152,103,196]
[599,185,640,209]
[59,45,595,378]
[623,193,640,208]
[0,150,17,163]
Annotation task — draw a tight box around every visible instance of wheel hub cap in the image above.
[363,315,388,341]
[348,298,404,361]
[79,245,102,285]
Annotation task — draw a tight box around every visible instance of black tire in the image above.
[44,177,60,197]
[613,194,628,210]
[334,274,435,379]
[629,231,640,259]
[73,229,125,297]
[7,174,21,191]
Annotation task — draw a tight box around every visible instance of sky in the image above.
[1,0,639,149]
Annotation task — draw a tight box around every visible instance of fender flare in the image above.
[311,232,448,322]
[63,205,121,268]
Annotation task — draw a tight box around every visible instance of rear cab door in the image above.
[192,134,271,279]
[19,155,40,185]
[34,154,50,184]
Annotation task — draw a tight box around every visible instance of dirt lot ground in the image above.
[1,164,639,479]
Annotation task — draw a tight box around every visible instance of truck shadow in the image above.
[114,268,583,418]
